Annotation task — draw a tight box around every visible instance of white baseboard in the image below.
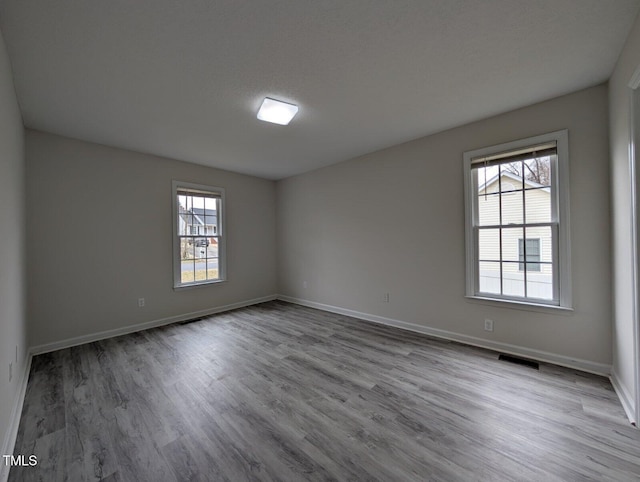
[1,353,33,482]
[610,369,637,425]
[277,294,612,376]
[30,294,278,356]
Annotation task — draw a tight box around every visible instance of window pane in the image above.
[526,262,553,300]
[181,214,190,235]
[501,190,523,225]
[478,193,499,226]
[499,162,524,192]
[204,196,217,210]
[204,214,216,235]
[209,239,219,257]
[478,261,501,295]
[502,262,524,297]
[525,226,553,300]
[181,239,196,259]
[192,257,207,282]
[501,227,523,264]
[207,258,219,281]
[478,229,500,261]
[178,213,187,236]
[526,226,552,264]
[194,241,207,259]
[177,195,188,236]
[525,188,551,223]
[523,155,551,187]
[181,259,195,283]
[476,165,495,193]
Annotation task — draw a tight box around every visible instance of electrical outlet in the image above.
[138,298,145,308]
[484,319,494,332]
[302,281,308,289]
[9,362,13,382]
[383,293,390,303]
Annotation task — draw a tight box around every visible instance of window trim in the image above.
[172,180,227,289]
[463,130,571,309]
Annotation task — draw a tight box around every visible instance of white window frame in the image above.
[463,130,571,309]
[172,181,226,288]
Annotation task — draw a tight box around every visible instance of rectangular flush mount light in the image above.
[257,97,299,125]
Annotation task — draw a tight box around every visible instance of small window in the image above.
[173,181,226,288]
[518,238,540,272]
[463,130,571,308]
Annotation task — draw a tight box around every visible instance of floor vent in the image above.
[498,354,539,370]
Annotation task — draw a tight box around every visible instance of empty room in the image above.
[2,1,640,481]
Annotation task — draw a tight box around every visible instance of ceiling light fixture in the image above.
[257,97,299,125]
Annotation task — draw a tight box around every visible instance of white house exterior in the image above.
[477,171,553,300]
[180,207,218,237]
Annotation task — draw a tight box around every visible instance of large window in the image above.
[463,130,571,308]
[173,181,225,288]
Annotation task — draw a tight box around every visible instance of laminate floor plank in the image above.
[162,435,230,482]
[22,428,66,482]
[10,301,640,481]
[61,346,120,481]
[107,400,178,482]
[168,380,271,482]
[13,352,66,447]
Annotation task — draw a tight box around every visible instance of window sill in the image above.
[465,295,574,314]
[174,279,226,290]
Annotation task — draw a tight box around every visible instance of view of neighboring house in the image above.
[188,207,218,237]
[178,205,218,239]
[477,170,553,300]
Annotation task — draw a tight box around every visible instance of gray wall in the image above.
[0,27,26,462]
[26,131,277,347]
[609,11,640,421]
[277,84,611,367]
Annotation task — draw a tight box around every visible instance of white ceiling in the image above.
[1,1,639,180]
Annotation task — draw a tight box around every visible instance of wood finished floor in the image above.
[10,301,640,481]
